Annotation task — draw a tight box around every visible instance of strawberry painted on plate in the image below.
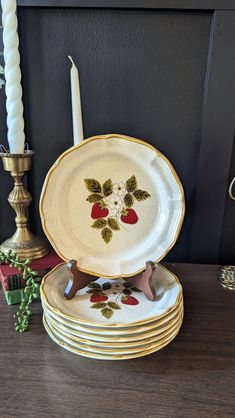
[121,296,139,305]
[90,293,108,303]
[121,208,138,224]
[91,202,109,219]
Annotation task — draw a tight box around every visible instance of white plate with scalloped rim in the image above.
[43,305,183,347]
[40,134,185,278]
[41,262,182,328]
[42,295,183,338]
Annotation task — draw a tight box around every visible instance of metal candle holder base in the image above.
[0,151,50,260]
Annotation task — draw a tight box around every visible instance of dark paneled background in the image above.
[0,4,234,263]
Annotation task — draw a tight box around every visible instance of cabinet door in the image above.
[189,11,235,264]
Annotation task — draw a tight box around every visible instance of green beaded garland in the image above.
[0,250,40,332]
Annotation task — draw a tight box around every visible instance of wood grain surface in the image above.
[0,263,234,418]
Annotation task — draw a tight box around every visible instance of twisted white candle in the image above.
[1,0,25,153]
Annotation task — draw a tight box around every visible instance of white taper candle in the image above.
[1,0,25,153]
[68,55,84,145]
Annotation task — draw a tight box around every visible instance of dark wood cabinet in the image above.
[0,1,234,264]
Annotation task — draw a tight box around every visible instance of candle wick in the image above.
[68,55,75,66]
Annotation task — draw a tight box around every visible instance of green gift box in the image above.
[3,286,41,305]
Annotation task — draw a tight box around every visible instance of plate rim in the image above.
[39,133,185,278]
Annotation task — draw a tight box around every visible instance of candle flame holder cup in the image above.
[0,150,50,260]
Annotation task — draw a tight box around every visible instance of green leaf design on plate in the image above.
[84,179,102,193]
[101,227,112,243]
[91,302,107,309]
[102,179,113,197]
[101,307,113,319]
[121,208,129,216]
[122,288,132,296]
[126,175,137,193]
[86,194,104,203]
[87,289,102,294]
[108,218,120,231]
[108,302,121,310]
[102,282,112,290]
[99,200,108,209]
[87,282,101,289]
[92,219,107,229]
[133,189,151,201]
[123,281,132,288]
[124,193,134,208]
[131,286,142,292]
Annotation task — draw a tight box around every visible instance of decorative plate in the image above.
[40,263,182,327]
[43,307,183,347]
[44,314,183,356]
[40,134,185,278]
[42,297,183,339]
[43,315,182,360]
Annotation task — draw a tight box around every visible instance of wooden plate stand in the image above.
[64,260,158,301]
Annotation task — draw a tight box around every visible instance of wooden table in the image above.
[0,264,234,418]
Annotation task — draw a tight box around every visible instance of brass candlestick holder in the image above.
[0,150,49,260]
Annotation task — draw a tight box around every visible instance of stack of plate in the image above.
[39,134,185,360]
[41,263,183,360]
